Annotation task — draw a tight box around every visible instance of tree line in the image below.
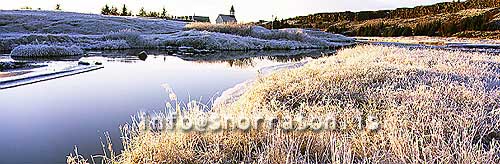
[101,4,170,19]
[288,0,500,25]
[101,4,132,16]
[20,4,62,11]
[326,11,497,37]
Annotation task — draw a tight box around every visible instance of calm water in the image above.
[0,49,332,163]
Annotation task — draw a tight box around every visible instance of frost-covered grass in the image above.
[154,30,322,50]
[186,23,354,44]
[1,28,352,52]
[103,29,145,46]
[0,10,353,52]
[0,10,181,51]
[11,44,83,57]
[357,36,500,45]
[0,10,185,35]
[185,23,255,36]
[185,23,309,41]
[0,33,137,51]
[163,23,355,50]
[68,45,500,163]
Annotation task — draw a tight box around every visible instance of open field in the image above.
[68,45,500,163]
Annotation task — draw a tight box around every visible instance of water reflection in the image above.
[0,49,337,164]
[177,49,333,62]
[91,49,336,68]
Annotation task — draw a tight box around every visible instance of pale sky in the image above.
[0,0,453,23]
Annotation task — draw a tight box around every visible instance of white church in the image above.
[216,5,237,24]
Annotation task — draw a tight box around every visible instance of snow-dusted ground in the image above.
[0,10,185,35]
[0,10,354,53]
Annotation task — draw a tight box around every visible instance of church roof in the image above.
[217,14,237,22]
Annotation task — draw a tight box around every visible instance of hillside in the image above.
[264,0,500,37]
[0,10,186,34]
[0,10,353,52]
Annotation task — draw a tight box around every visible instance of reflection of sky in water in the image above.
[0,50,333,163]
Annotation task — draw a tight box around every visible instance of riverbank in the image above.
[356,36,500,46]
[357,36,500,54]
[68,45,500,163]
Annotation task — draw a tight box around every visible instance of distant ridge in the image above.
[261,0,500,38]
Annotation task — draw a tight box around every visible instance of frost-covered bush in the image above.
[161,31,255,50]
[186,23,306,41]
[0,34,135,51]
[10,44,84,57]
[157,30,319,50]
[252,26,307,41]
[184,23,353,47]
[288,28,355,42]
[185,23,253,36]
[104,29,146,47]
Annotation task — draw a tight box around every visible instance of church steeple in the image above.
[230,5,235,15]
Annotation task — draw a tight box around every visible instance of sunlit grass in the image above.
[185,22,352,44]
[68,45,500,163]
[185,23,255,36]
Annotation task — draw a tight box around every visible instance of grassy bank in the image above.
[356,36,500,46]
[68,45,500,163]
[454,30,500,39]
[185,23,353,43]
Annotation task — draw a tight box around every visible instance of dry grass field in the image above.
[68,45,500,163]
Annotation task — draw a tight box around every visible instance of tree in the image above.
[121,4,131,16]
[147,11,159,18]
[101,4,111,15]
[138,7,147,17]
[110,6,119,16]
[161,7,167,18]
[55,4,61,11]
